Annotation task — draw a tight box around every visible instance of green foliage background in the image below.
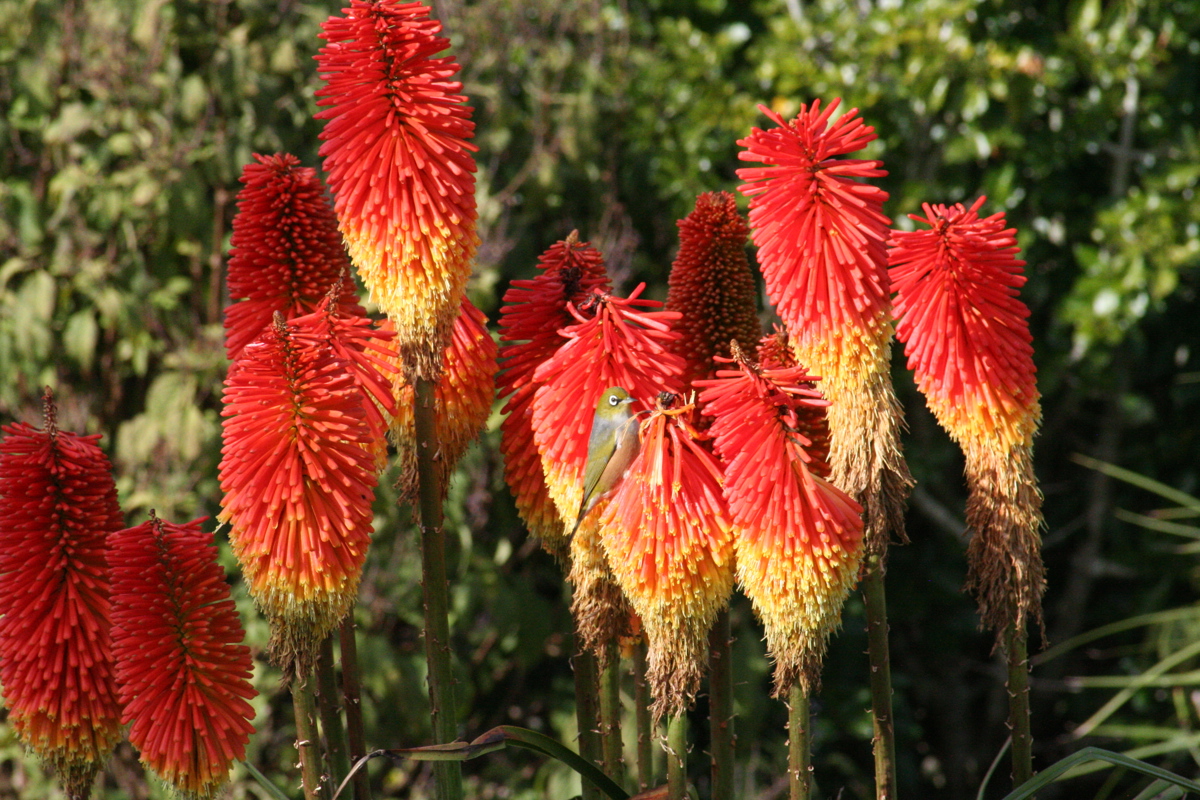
[1,0,1198,798]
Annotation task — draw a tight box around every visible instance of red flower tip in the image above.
[315,0,478,379]
[531,285,685,544]
[598,397,735,718]
[110,515,256,800]
[218,313,378,670]
[736,98,892,344]
[497,233,611,548]
[0,394,123,796]
[666,191,762,387]
[888,196,1039,449]
[697,351,864,696]
[225,153,362,362]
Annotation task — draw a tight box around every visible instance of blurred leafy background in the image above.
[1,0,1199,797]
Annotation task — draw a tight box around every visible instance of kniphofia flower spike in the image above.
[888,197,1044,636]
[316,0,478,380]
[0,391,123,799]
[597,394,735,718]
[497,233,611,552]
[737,99,912,552]
[698,345,864,696]
[109,515,256,800]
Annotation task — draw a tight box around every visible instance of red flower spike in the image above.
[597,400,735,719]
[888,198,1045,636]
[224,153,363,362]
[665,192,762,387]
[109,516,256,800]
[0,393,123,798]
[218,315,377,672]
[697,352,864,696]
[530,286,685,540]
[497,234,610,551]
[757,328,832,478]
[316,0,478,381]
[737,99,912,552]
[390,296,498,500]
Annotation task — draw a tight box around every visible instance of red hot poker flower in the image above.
[109,515,256,800]
[0,394,123,798]
[737,98,912,553]
[888,198,1044,636]
[665,191,762,387]
[219,315,378,672]
[224,153,362,362]
[597,398,735,719]
[497,234,611,551]
[316,0,478,380]
[390,296,498,500]
[698,350,864,696]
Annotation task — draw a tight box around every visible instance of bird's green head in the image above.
[595,386,634,419]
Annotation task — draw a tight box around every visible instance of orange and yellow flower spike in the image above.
[597,396,735,719]
[390,296,498,500]
[110,515,256,800]
[697,348,864,696]
[218,314,379,673]
[888,197,1044,636]
[0,392,123,799]
[316,0,478,381]
[497,234,610,552]
[737,99,912,552]
[665,192,762,387]
[224,153,363,362]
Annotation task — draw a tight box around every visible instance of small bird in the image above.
[570,386,639,537]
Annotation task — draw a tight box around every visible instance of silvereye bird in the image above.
[570,386,639,537]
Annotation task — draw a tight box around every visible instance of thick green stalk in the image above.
[632,639,655,792]
[413,377,463,800]
[1007,623,1034,788]
[788,686,811,800]
[599,640,624,786]
[666,713,687,800]
[863,554,897,800]
[316,635,351,793]
[708,609,735,800]
[573,643,603,800]
[338,619,371,800]
[293,672,327,800]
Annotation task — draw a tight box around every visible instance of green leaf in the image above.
[1000,747,1200,799]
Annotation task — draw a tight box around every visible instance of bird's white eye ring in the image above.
[609,394,619,406]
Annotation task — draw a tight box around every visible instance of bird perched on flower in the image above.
[571,386,639,537]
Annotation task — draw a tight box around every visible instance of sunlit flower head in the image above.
[390,296,498,500]
[218,314,378,673]
[697,348,864,696]
[497,233,610,551]
[888,197,1044,636]
[737,99,911,552]
[665,191,762,387]
[597,395,735,718]
[316,0,478,381]
[0,392,123,798]
[224,153,362,362]
[109,515,256,800]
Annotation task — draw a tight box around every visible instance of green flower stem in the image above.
[708,609,735,800]
[599,640,624,786]
[338,619,372,800]
[293,672,327,800]
[863,554,897,800]
[666,713,687,800]
[574,642,603,800]
[788,686,811,800]
[316,635,351,794]
[413,376,464,800]
[1007,622,1034,788]
[632,639,654,792]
